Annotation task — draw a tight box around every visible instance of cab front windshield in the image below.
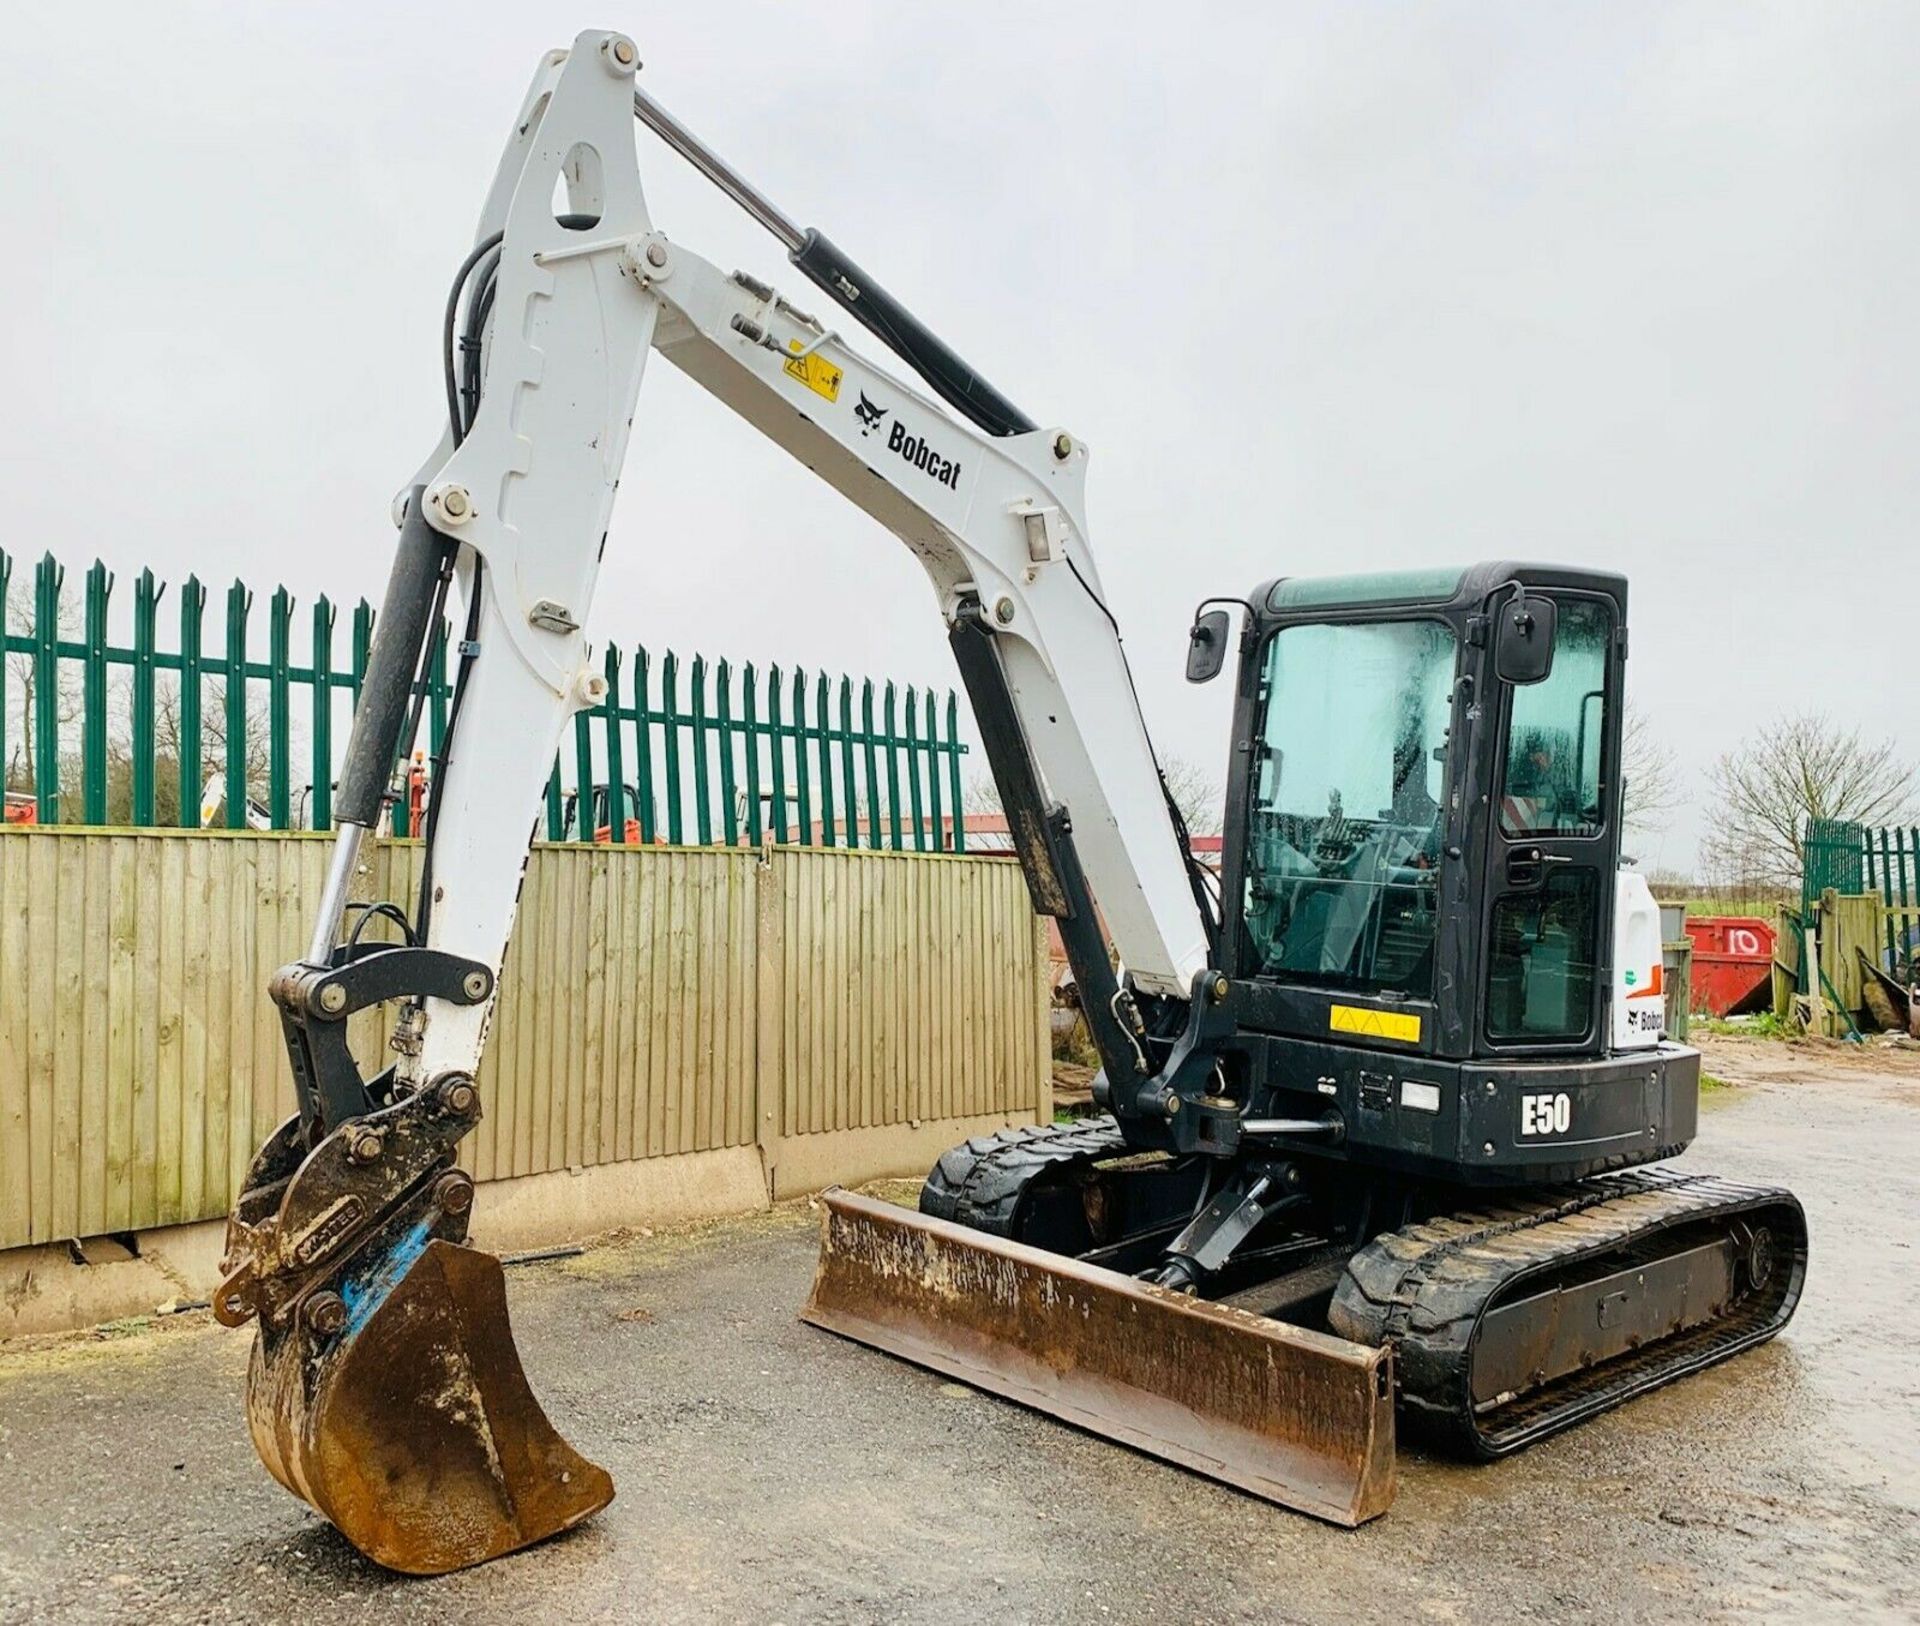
[1242,619,1456,997]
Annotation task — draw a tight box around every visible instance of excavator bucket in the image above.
[244,1238,613,1576]
[803,1190,1396,1526]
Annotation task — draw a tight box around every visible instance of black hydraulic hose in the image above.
[413,555,484,941]
[461,274,499,436]
[345,900,417,949]
[442,232,505,441]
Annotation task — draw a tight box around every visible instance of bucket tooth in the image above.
[247,1238,613,1576]
[803,1189,1395,1527]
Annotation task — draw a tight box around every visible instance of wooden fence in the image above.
[0,827,1047,1252]
[1771,890,1896,1039]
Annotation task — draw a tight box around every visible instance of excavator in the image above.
[214,31,1808,1575]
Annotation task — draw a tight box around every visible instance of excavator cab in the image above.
[1212,562,1685,1184]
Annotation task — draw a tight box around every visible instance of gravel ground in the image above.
[2,1037,1915,1624]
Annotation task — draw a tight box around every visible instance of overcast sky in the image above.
[3,2,1914,869]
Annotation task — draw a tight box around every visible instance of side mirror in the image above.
[1186,608,1231,683]
[1495,593,1557,685]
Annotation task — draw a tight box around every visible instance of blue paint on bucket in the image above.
[338,1218,434,1340]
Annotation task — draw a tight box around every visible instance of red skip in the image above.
[1683,916,1776,1017]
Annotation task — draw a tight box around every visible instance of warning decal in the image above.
[783,341,843,402]
[1329,1004,1422,1045]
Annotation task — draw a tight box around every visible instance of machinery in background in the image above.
[559,780,656,846]
[199,772,274,831]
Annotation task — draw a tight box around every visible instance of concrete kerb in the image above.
[0,1110,1034,1339]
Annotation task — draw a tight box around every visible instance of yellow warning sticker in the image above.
[783,340,843,403]
[1329,1004,1422,1044]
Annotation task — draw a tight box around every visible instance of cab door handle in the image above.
[1504,847,1568,889]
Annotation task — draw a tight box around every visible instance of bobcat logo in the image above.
[854,391,887,436]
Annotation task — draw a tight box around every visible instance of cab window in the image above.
[1498,599,1611,838]
[1242,619,1455,996]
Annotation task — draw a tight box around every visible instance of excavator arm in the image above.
[324,32,1215,1131]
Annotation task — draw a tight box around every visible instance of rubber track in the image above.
[919,1116,1129,1236]
[1329,1166,1807,1458]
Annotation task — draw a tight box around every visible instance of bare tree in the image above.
[3,586,81,798]
[1621,701,1681,835]
[1700,712,1916,889]
[964,755,1222,836]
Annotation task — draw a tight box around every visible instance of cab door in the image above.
[1478,591,1623,1052]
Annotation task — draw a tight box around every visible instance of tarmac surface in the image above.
[2,1036,1916,1624]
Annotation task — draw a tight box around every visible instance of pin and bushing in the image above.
[305,1291,347,1336]
[435,1073,480,1120]
[434,1171,476,1218]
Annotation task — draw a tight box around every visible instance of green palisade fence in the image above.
[1800,818,1920,974]
[1862,823,1920,973]
[0,546,967,853]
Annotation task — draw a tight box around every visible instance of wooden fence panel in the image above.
[0,830,1041,1250]
[462,845,761,1183]
[1817,889,1885,1035]
[770,847,1047,1139]
[0,831,325,1245]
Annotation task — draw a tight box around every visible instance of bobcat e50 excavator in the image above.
[215,30,1807,1575]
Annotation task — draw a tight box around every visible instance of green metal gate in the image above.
[1803,817,1920,974]
[1800,817,1865,909]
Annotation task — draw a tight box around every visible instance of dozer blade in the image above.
[803,1190,1395,1526]
[247,1237,613,1576]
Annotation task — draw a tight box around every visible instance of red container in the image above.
[1682,916,1776,1016]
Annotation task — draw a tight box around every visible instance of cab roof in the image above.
[1254,561,1628,617]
